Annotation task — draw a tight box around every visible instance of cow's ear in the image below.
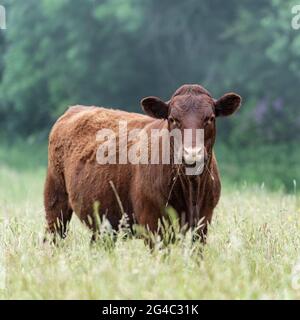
[141,96,169,119]
[215,93,242,117]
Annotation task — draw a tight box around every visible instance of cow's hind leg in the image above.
[44,171,73,242]
[80,212,117,249]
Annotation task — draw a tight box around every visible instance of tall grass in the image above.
[0,143,300,299]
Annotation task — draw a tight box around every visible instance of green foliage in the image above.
[216,142,300,192]
[0,137,47,170]
[0,0,299,141]
[0,1,299,189]
[0,0,143,135]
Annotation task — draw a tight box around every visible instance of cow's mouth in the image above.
[183,162,198,168]
[182,156,206,168]
[182,159,205,176]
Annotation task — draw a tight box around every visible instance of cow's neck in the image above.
[162,145,214,228]
[148,118,215,227]
[179,155,213,228]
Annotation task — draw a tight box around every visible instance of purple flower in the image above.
[272,98,283,111]
[253,98,268,124]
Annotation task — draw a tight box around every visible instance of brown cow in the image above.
[44,84,241,242]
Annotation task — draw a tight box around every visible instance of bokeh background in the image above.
[0,0,299,191]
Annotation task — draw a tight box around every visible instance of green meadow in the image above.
[0,143,299,299]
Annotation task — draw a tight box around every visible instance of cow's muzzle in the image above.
[183,146,206,167]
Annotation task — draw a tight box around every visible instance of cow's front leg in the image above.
[132,196,165,246]
[135,201,162,234]
[193,207,214,244]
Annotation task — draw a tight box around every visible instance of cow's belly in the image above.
[65,161,135,229]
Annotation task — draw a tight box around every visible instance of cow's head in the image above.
[141,84,241,169]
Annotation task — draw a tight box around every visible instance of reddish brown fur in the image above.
[44,84,241,242]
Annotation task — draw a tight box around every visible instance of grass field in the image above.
[1,146,300,299]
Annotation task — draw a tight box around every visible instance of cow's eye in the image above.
[169,117,179,126]
[205,115,215,126]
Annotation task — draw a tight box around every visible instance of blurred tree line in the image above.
[0,0,299,146]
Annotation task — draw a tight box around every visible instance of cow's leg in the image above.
[132,198,161,247]
[138,210,160,234]
[44,171,73,242]
[133,197,161,233]
[81,213,102,244]
[194,208,214,244]
[78,209,117,246]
